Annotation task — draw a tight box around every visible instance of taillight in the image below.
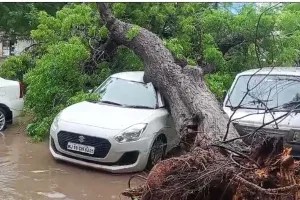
[19,82,24,98]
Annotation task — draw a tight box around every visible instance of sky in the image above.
[230,3,246,14]
[228,2,280,14]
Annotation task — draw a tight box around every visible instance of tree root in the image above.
[122,144,300,200]
[234,175,300,195]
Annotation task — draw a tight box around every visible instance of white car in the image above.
[49,71,179,173]
[223,67,300,157]
[0,77,24,131]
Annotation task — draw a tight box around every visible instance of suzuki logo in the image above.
[78,135,85,143]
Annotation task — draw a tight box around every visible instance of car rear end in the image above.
[0,77,25,123]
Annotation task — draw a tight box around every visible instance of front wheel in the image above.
[146,135,166,170]
[0,108,7,131]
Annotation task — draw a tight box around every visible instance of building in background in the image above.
[0,32,33,58]
[0,39,33,58]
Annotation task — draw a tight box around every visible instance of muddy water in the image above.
[0,119,143,200]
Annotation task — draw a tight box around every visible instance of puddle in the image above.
[37,192,66,199]
[0,118,143,199]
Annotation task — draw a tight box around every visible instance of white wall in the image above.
[13,40,34,55]
[0,39,33,58]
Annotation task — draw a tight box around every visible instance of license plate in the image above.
[67,142,95,155]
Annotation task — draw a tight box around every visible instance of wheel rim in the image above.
[0,112,5,130]
[150,137,164,165]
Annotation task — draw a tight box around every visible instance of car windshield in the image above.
[93,77,158,109]
[226,74,300,110]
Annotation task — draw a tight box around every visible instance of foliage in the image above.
[82,61,112,90]
[126,25,141,40]
[0,2,66,38]
[111,48,144,72]
[0,53,33,81]
[24,37,89,140]
[17,4,114,140]
[4,2,300,141]
[31,4,101,45]
[27,91,99,142]
[205,73,235,101]
[66,91,100,106]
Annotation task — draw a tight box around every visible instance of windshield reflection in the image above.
[93,77,158,109]
[226,75,300,110]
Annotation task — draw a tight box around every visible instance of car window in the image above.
[94,77,158,108]
[226,74,300,110]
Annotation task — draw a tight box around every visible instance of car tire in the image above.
[0,108,7,131]
[146,134,166,170]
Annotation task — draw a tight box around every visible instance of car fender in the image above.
[141,108,177,153]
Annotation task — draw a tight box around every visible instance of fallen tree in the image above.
[97,3,300,200]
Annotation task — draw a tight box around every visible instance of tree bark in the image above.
[97,3,300,200]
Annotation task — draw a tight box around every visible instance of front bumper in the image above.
[234,123,300,159]
[49,121,152,173]
[285,142,300,159]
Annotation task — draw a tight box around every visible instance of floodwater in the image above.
[0,118,143,200]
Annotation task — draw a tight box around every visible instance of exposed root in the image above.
[234,175,300,195]
[123,140,300,200]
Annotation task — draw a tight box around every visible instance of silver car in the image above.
[223,67,300,157]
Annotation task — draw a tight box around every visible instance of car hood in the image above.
[223,107,300,129]
[60,101,156,130]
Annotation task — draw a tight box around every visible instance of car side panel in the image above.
[141,108,179,153]
[0,87,5,96]
[8,98,24,118]
[164,115,179,152]
[0,78,24,118]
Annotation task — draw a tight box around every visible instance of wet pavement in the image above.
[0,118,143,200]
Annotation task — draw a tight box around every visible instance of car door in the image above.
[156,90,180,152]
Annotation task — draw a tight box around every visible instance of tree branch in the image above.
[97,3,116,29]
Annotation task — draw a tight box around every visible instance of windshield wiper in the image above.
[247,99,273,105]
[99,100,124,106]
[125,105,154,109]
[279,100,300,109]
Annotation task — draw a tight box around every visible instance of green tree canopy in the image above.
[0,2,66,38]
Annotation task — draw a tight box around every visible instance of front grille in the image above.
[233,123,286,144]
[234,124,286,136]
[51,137,139,166]
[57,131,111,158]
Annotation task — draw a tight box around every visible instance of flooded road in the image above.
[0,119,143,200]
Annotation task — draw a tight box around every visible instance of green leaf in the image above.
[126,25,141,40]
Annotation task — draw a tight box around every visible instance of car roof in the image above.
[110,71,145,83]
[237,67,300,77]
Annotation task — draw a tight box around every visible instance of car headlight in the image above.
[51,113,61,131]
[292,130,300,142]
[114,123,147,143]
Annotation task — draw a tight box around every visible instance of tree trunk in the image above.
[97,3,239,147]
[97,3,300,200]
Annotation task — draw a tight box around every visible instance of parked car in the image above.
[223,67,300,157]
[49,71,179,173]
[0,77,24,131]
